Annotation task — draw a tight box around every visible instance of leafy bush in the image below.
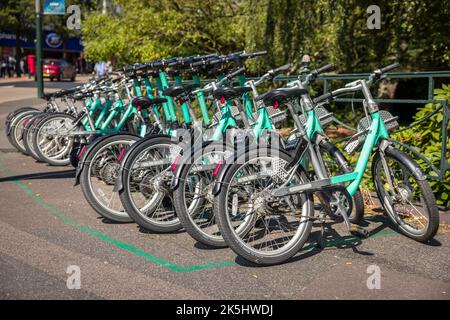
[391,84,450,208]
[329,84,449,208]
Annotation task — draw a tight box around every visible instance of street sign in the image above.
[43,0,65,15]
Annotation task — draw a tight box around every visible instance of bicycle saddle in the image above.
[72,92,94,100]
[132,96,168,109]
[212,86,252,100]
[163,84,198,98]
[43,92,55,100]
[255,87,307,105]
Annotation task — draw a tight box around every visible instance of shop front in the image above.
[0,29,84,75]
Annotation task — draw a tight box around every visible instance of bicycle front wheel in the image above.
[32,113,76,166]
[118,136,182,232]
[214,147,314,265]
[80,134,140,222]
[173,141,234,248]
[371,147,439,242]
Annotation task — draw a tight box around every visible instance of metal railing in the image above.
[183,70,450,181]
[280,70,450,181]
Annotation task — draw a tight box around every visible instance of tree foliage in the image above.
[82,0,245,65]
[82,0,450,72]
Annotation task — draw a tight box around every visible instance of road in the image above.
[0,79,449,300]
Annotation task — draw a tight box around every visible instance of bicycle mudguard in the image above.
[5,108,39,134]
[319,139,353,173]
[170,140,214,190]
[73,133,105,185]
[373,140,428,181]
[114,134,173,192]
[74,133,142,186]
[6,110,40,136]
[211,143,259,196]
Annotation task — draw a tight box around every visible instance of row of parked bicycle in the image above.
[5,51,439,265]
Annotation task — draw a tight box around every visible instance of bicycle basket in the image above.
[211,106,242,126]
[203,127,217,140]
[298,106,334,128]
[251,105,287,127]
[345,110,399,154]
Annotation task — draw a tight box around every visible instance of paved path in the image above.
[0,76,91,104]
[0,82,449,300]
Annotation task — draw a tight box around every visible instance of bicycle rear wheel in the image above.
[5,107,38,147]
[8,110,40,154]
[23,113,48,161]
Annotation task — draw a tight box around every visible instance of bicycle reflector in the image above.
[118,147,126,162]
[77,145,87,160]
[273,101,279,109]
[171,155,181,172]
[212,160,223,178]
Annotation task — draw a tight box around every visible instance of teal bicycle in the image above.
[115,51,267,232]
[213,63,439,265]
[175,63,366,248]
[171,63,296,247]
[76,54,217,222]
[31,72,153,166]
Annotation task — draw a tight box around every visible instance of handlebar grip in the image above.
[191,57,222,67]
[136,63,149,70]
[239,51,268,59]
[313,64,334,76]
[208,59,224,66]
[313,92,333,104]
[249,51,268,57]
[272,63,291,74]
[190,60,206,67]
[149,60,164,68]
[379,62,400,74]
[168,60,180,67]
[226,67,246,79]
[199,53,218,60]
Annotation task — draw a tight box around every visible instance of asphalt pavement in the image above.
[0,79,449,300]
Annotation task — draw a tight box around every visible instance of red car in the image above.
[42,59,76,82]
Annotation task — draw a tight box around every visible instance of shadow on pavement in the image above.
[233,214,442,268]
[0,169,75,183]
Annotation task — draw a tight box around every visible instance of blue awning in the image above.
[0,30,83,52]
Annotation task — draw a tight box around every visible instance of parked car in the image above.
[42,59,76,82]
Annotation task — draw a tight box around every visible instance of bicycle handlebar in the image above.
[239,51,268,59]
[311,64,334,77]
[224,67,246,81]
[377,62,400,75]
[314,62,400,104]
[313,92,334,104]
[168,54,218,68]
[192,67,246,94]
[270,63,291,76]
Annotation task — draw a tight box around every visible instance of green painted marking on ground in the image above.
[0,154,398,271]
[0,155,235,272]
[12,178,236,272]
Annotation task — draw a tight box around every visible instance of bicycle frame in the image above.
[333,111,389,196]
[274,90,390,198]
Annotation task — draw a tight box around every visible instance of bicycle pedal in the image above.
[350,226,370,238]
